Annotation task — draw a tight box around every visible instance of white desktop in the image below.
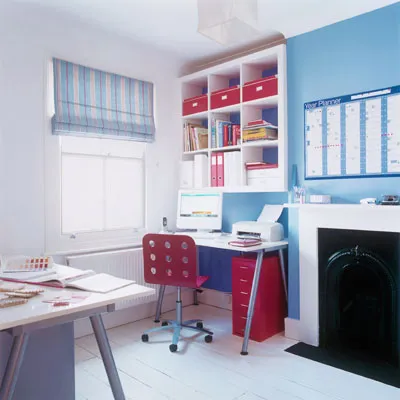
[176,190,223,239]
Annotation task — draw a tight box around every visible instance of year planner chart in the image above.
[304,85,400,180]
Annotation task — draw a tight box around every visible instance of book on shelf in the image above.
[246,119,277,128]
[232,124,241,145]
[242,122,278,142]
[183,122,208,152]
[211,118,241,148]
[0,264,135,293]
[245,162,278,170]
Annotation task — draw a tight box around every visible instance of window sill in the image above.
[47,242,142,257]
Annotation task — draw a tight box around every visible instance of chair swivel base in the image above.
[141,319,213,353]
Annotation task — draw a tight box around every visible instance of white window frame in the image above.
[45,134,147,254]
[45,58,150,254]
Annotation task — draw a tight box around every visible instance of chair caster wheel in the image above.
[196,322,203,329]
[154,319,160,323]
[141,334,149,343]
[161,321,169,326]
[169,344,178,353]
[204,335,213,343]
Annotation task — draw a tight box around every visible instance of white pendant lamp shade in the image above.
[197,0,260,46]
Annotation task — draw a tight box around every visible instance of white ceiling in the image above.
[10,0,399,62]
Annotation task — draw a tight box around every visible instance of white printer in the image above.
[232,205,284,242]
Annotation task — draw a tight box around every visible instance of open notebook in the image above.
[0,264,135,294]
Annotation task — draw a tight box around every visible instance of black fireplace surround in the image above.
[318,228,399,366]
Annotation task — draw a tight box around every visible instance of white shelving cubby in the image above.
[180,44,287,193]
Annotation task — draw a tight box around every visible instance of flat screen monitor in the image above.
[176,190,223,231]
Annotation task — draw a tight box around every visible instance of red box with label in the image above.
[210,86,240,110]
[232,253,286,342]
[242,75,278,103]
[182,94,208,116]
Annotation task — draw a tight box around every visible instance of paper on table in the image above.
[257,204,283,223]
[42,293,90,305]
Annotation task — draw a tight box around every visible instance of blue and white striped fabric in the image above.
[52,58,155,142]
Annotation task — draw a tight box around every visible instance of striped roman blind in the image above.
[52,58,155,142]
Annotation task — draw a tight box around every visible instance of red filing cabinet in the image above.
[232,253,285,342]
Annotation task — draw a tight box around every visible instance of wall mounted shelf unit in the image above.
[180,44,287,193]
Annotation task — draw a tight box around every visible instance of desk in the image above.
[154,236,288,355]
[0,284,154,400]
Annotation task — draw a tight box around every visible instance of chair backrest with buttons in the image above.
[142,234,199,288]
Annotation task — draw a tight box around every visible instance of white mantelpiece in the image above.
[285,204,400,346]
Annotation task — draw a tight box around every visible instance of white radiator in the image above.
[66,248,158,310]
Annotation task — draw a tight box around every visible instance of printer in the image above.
[232,204,284,242]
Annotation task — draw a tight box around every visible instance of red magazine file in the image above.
[211,153,218,187]
[217,152,224,187]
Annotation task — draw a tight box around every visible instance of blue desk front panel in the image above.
[198,247,237,292]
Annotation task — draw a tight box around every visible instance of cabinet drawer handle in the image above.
[240,316,247,320]
[240,291,249,295]
[221,95,228,100]
[240,303,248,308]
[240,279,248,283]
[256,85,263,91]
[239,266,248,270]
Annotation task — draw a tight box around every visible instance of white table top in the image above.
[0,283,154,331]
[193,236,288,252]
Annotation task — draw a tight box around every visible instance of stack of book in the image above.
[242,120,278,143]
[183,122,208,152]
[211,119,241,148]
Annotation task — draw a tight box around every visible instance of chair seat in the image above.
[196,275,209,288]
[174,275,209,289]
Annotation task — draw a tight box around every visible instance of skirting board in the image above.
[197,288,232,311]
[74,288,193,338]
[284,317,302,341]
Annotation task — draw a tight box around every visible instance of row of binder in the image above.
[211,151,241,187]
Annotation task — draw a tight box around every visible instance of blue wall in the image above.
[222,192,288,234]
[287,3,400,319]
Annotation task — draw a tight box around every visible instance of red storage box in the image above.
[243,75,278,103]
[182,94,208,116]
[232,253,285,342]
[210,85,240,110]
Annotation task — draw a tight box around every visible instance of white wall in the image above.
[0,2,183,255]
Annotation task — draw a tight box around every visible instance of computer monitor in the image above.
[176,190,223,231]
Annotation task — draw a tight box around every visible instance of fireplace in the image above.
[283,205,400,386]
[318,228,399,366]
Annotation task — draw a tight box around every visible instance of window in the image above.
[45,135,146,253]
[46,58,153,253]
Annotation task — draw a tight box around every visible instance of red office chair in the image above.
[141,233,213,352]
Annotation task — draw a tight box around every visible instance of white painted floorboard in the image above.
[75,305,400,400]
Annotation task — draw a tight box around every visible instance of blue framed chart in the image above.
[304,85,400,180]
